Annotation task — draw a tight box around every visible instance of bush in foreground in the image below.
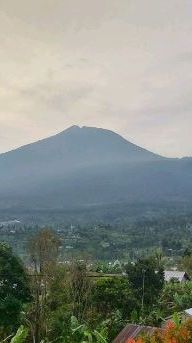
[127,318,192,343]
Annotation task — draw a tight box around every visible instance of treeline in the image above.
[1,212,192,261]
[1,229,192,342]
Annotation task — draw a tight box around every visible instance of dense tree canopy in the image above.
[0,243,31,333]
[125,257,164,311]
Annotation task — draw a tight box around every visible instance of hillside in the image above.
[0,126,191,211]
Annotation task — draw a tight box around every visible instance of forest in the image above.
[1,228,192,343]
[1,210,192,262]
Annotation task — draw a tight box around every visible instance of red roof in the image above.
[113,324,158,343]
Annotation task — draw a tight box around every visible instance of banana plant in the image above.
[10,326,28,343]
[71,316,108,343]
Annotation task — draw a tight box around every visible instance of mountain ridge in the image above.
[1,125,188,160]
[0,125,164,159]
[0,125,191,211]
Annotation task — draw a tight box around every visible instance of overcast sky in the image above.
[0,0,192,157]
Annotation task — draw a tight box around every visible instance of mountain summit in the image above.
[0,126,191,210]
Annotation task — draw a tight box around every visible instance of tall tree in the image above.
[0,243,31,335]
[92,277,137,318]
[28,228,60,273]
[27,229,60,343]
[69,261,92,323]
[125,257,164,314]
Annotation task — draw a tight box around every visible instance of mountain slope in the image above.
[0,126,191,210]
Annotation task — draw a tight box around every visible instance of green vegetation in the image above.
[0,244,31,337]
[1,210,192,262]
[128,318,192,343]
[0,227,192,342]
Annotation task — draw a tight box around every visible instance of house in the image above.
[112,260,123,269]
[164,271,190,283]
[184,308,192,319]
[112,324,159,343]
[164,308,192,326]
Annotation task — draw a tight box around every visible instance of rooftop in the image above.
[113,324,159,343]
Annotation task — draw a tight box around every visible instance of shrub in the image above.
[127,318,192,343]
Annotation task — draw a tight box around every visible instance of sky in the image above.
[0,0,192,157]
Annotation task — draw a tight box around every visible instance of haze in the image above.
[0,0,192,157]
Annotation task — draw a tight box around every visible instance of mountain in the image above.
[0,125,192,211]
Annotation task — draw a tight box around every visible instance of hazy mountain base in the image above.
[0,201,191,226]
[1,202,192,261]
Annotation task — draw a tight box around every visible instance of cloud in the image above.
[0,0,191,157]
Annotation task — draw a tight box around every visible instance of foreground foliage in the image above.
[128,318,192,343]
[10,326,28,343]
[1,229,192,342]
[0,244,31,336]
